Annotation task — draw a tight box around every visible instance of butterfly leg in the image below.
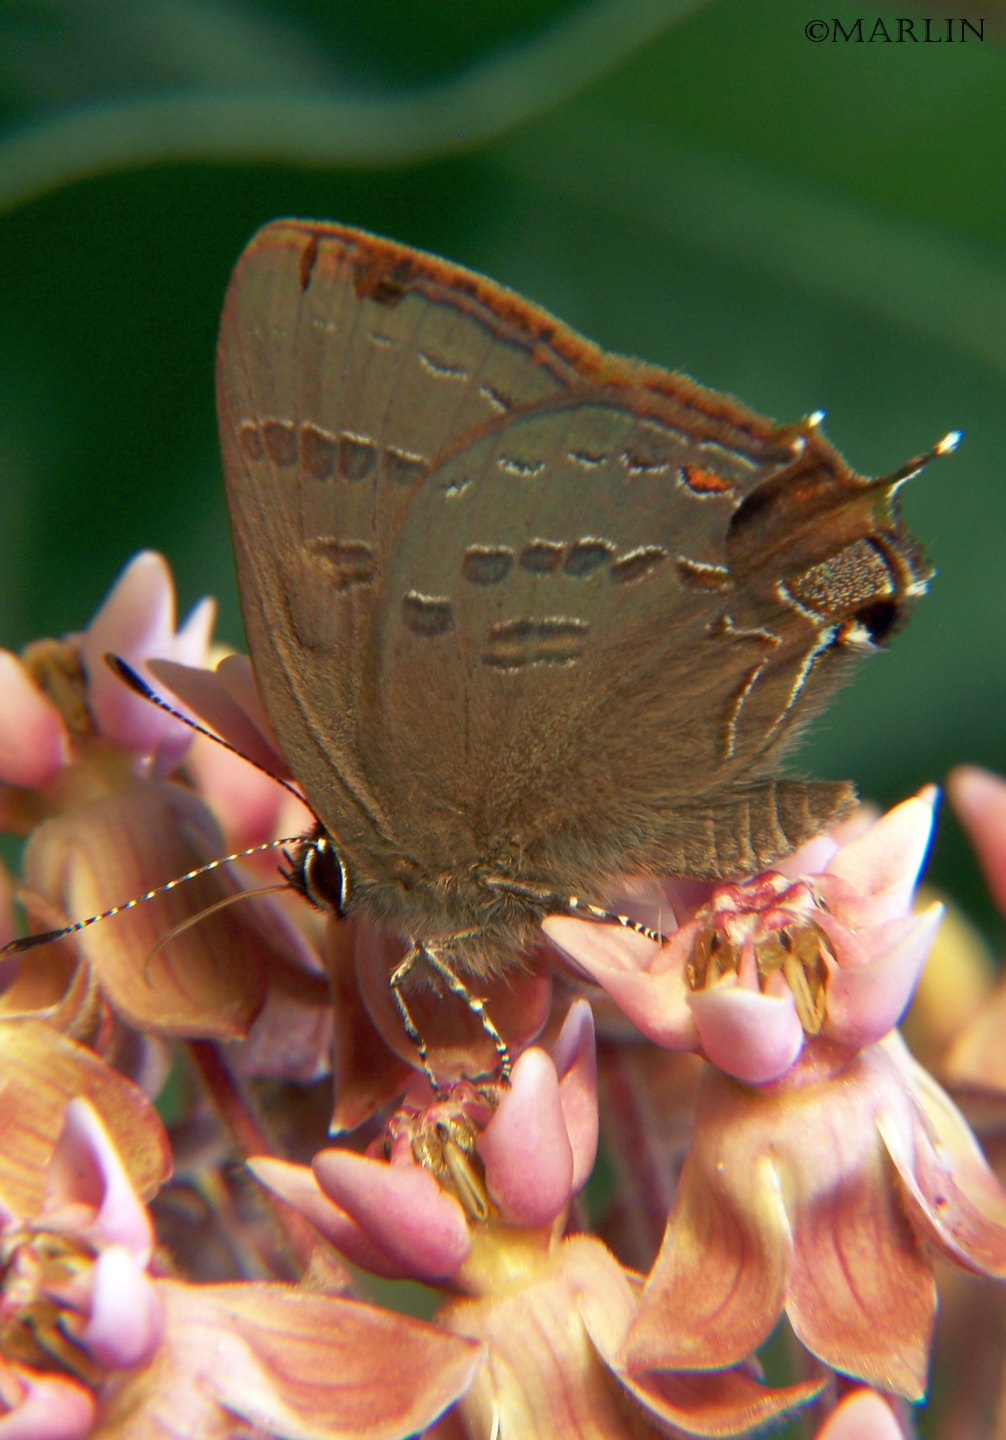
[561,898,667,945]
[423,945,512,1084]
[389,943,513,1087]
[389,944,441,1093]
[484,876,668,947]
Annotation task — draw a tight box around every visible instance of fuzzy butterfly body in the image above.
[216,219,931,983]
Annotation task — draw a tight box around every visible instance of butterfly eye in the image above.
[289,833,349,915]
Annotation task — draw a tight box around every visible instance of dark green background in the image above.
[1,0,1003,929]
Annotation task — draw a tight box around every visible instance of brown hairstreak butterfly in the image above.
[216,219,953,1073]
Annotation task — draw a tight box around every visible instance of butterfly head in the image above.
[725,427,957,647]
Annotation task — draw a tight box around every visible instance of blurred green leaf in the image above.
[0,0,711,211]
[500,108,1006,375]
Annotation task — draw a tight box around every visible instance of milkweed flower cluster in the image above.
[2,551,1006,1438]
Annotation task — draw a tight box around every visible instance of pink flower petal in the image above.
[551,1000,599,1190]
[77,552,217,776]
[0,1371,95,1440]
[621,1367,826,1439]
[173,596,216,667]
[313,1149,471,1282]
[480,1048,573,1227]
[185,730,291,850]
[785,1125,934,1401]
[815,1390,905,1440]
[43,1098,154,1260]
[888,1130,1006,1279]
[439,1236,637,1440]
[124,1278,480,1440]
[896,1035,1006,1220]
[628,1045,939,1398]
[563,1234,639,1361]
[150,655,293,783]
[217,651,292,771]
[23,783,273,1040]
[79,1244,162,1368]
[824,903,943,1047]
[775,833,840,877]
[236,960,333,1084]
[580,1238,823,1437]
[80,551,182,754]
[0,651,68,788]
[249,1157,410,1279]
[543,916,697,1049]
[688,985,804,1084]
[0,1021,170,1220]
[948,765,1006,916]
[880,1041,1006,1277]
[825,791,936,921]
[626,1143,793,1372]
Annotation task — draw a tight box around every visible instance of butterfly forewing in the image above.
[218,224,588,854]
